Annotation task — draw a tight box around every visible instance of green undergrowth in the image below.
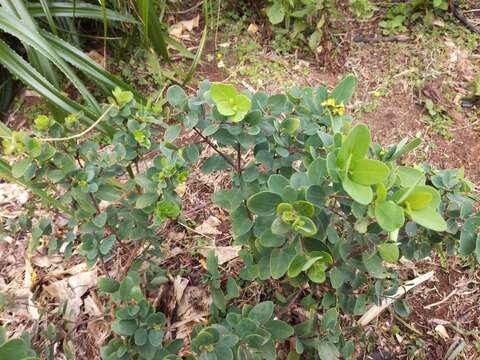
[0,76,479,359]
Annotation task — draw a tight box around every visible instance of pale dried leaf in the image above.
[195,216,222,235]
[43,269,97,320]
[31,254,63,268]
[198,246,241,265]
[247,23,258,34]
[169,15,199,38]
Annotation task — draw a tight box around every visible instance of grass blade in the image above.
[0,66,15,116]
[42,31,144,101]
[136,0,169,60]
[38,0,59,35]
[0,7,101,114]
[26,2,137,23]
[183,0,209,85]
[0,39,113,135]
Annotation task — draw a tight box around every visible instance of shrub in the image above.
[0,77,478,359]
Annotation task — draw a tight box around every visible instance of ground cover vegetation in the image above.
[0,0,479,359]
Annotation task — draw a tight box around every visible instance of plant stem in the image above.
[193,126,235,169]
[236,142,242,175]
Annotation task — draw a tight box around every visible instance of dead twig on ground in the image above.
[353,34,410,43]
[451,1,480,33]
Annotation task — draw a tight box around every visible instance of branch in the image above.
[451,1,480,33]
[193,127,236,169]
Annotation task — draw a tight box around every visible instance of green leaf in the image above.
[97,277,120,293]
[111,319,137,336]
[201,155,232,173]
[317,342,340,360]
[396,166,425,187]
[460,216,480,256]
[350,159,389,185]
[0,339,29,360]
[408,207,447,232]
[268,174,290,193]
[99,235,116,255]
[331,74,357,104]
[308,157,327,185]
[266,2,285,24]
[287,254,307,278]
[404,192,432,210]
[270,248,291,279]
[248,301,274,324]
[226,278,240,300]
[136,0,169,60]
[247,191,282,216]
[375,201,405,232]
[135,193,158,209]
[362,253,387,278]
[214,343,233,360]
[135,328,148,346]
[259,230,286,247]
[271,217,291,235]
[166,85,187,109]
[342,176,373,205]
[96,185,122,201]
[377,243,399,262]
[307,262,327,283]
[212,189,243,211]
[263,320,294,340]
[292,216,317,237]
[281,117,300,134]
[12,158,31,178]
[337,123,371,168]
[148,329,164,347]
[210,83,251,122]
[211,83,236,104]
[211,287,226,312]
[293,201,315,217]
[93,212,107,228]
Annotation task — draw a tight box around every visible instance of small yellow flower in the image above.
[321,97,345,116]
[333,103,345,116]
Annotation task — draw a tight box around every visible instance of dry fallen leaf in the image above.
[195,216,222,235]
[43,269,97,320]
[31,254,63,268]
[169,15,199,38]
[0,184,29,206]
[247,23,258,35]
[435,324,450,340]
[198,245,241,265]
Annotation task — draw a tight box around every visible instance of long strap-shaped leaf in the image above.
[0,158,75,217]
[41,30,145,102]
[136,0,169,61]
[26,2,138,23]
[0,39,113,135]
[0,6,101,114]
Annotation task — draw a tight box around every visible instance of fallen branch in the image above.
[353,34,410,43]
[424,288,458,309]
[358,271,434,326]
[451,1,480,33]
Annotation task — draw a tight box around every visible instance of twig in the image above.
[236,142,242,175]
[353,34,410,43]
[388,308,423,336]
[38,105,115,142]
[167,1,203,15]
[193,127,236,169]
[424,289,458,309]
[359,271,435,326]
[452,1,480,33]
[277,288,304,318]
